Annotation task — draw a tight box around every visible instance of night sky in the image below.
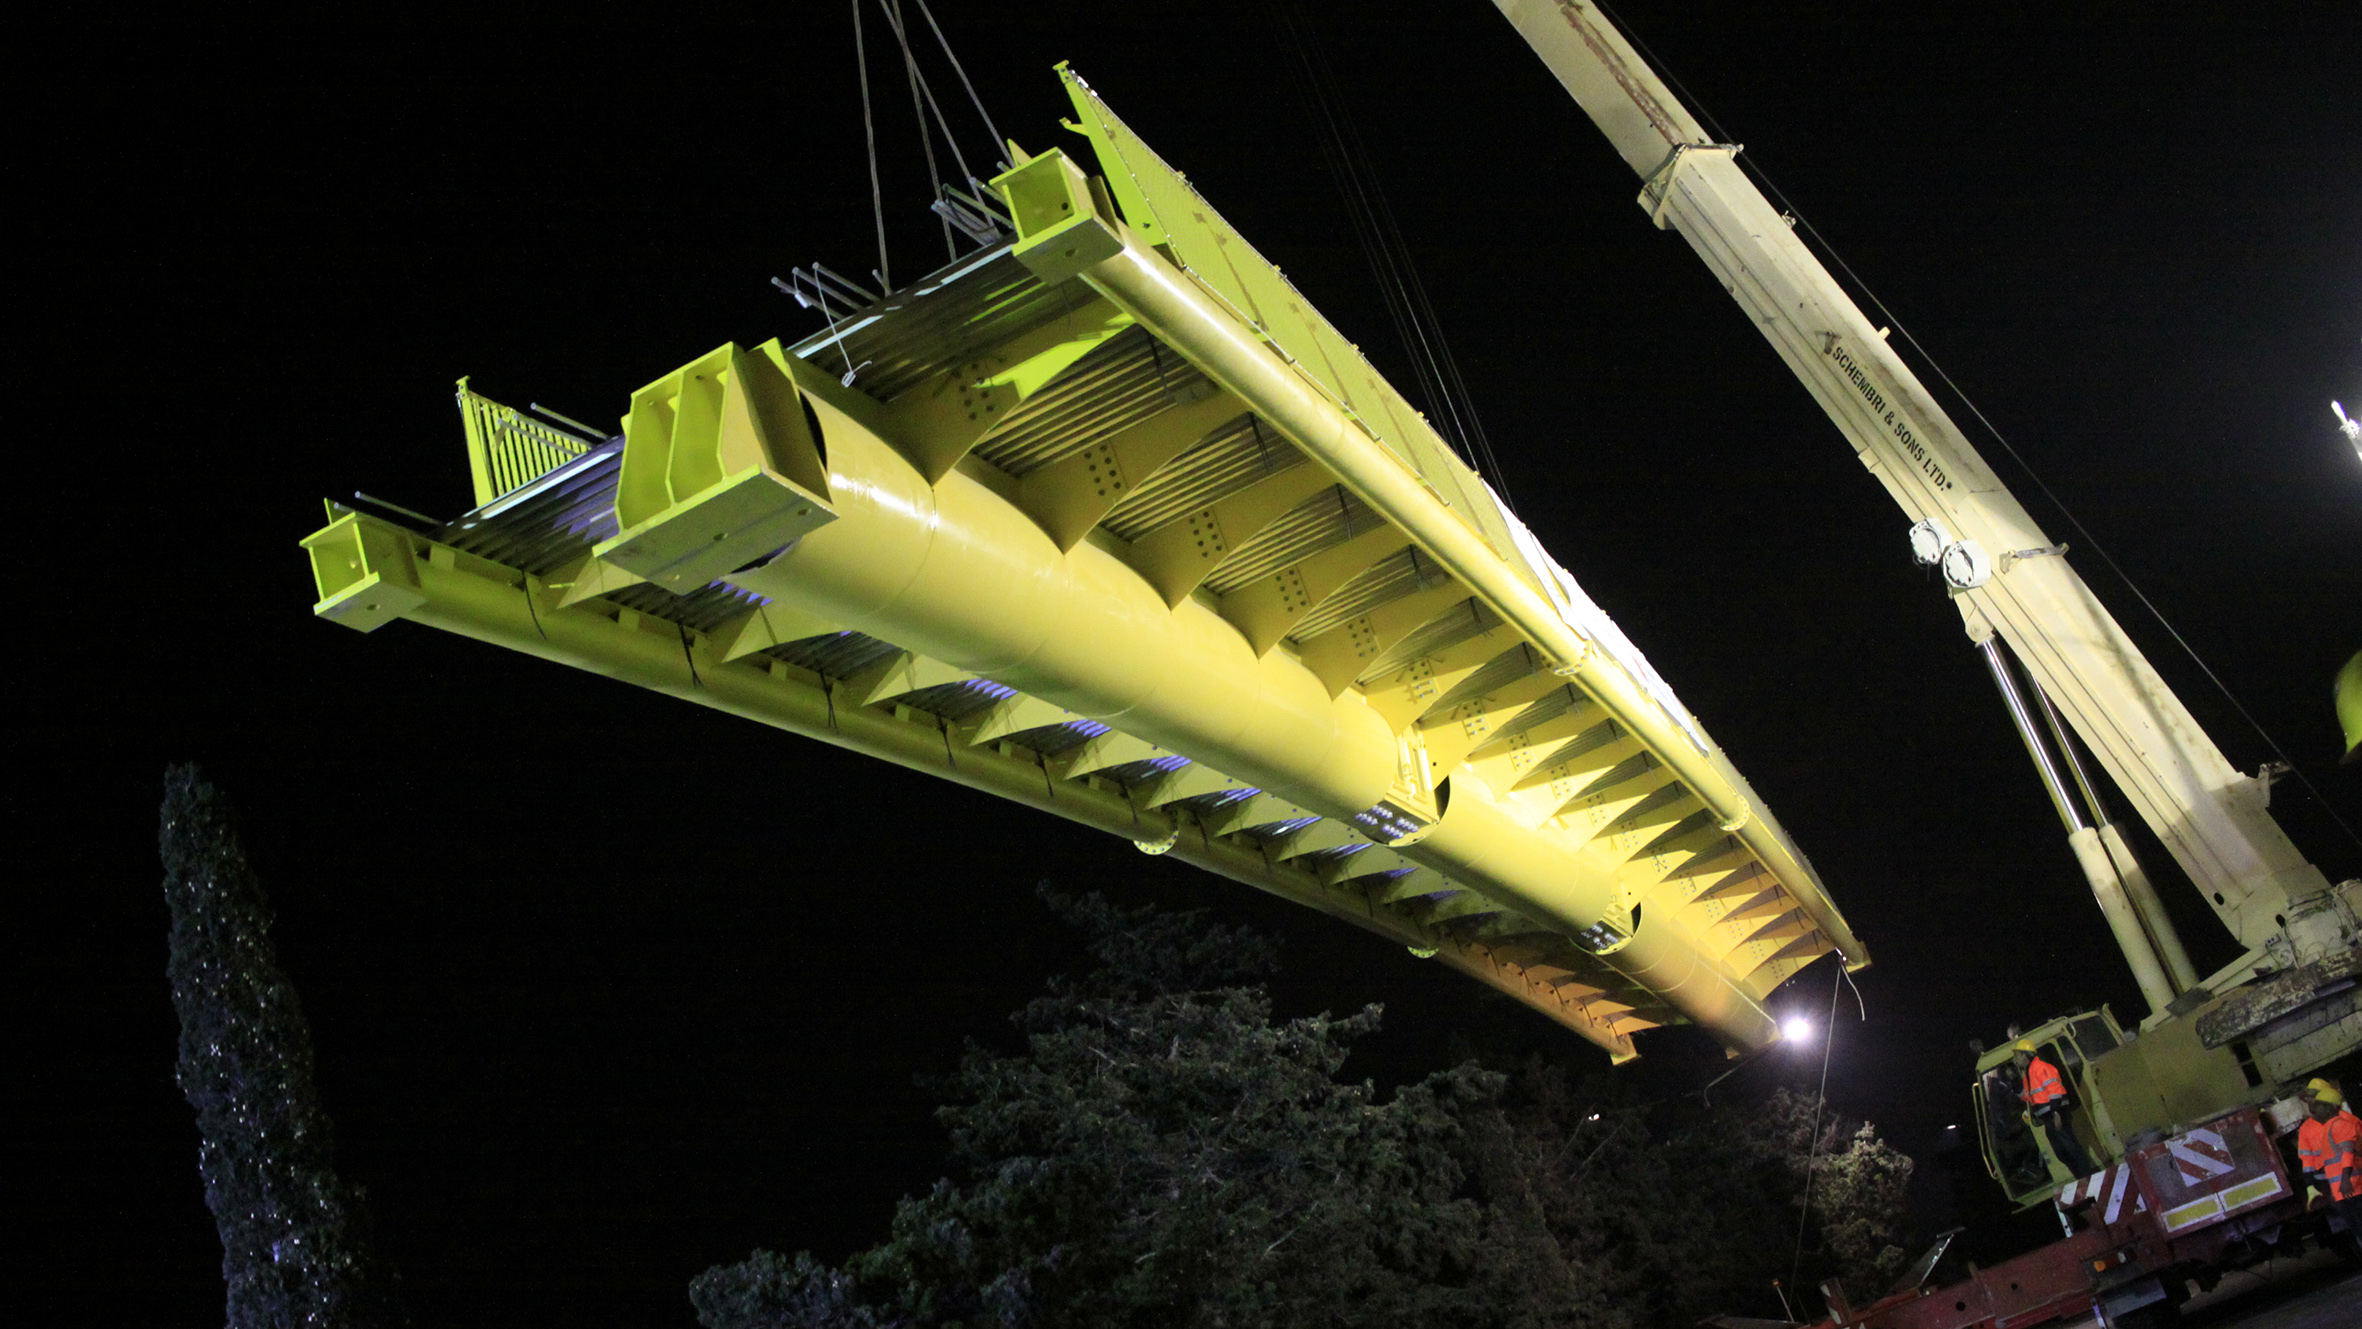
[22,3,2359,1325]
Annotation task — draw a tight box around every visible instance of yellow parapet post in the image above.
[301,66,1866,1063]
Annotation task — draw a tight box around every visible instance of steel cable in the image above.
[1279,8,1518,512]
[877,0,956,260]
[851,0,890,293]
[1789,961,1846,1291]
[912,0,1007,171]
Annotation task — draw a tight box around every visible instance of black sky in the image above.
[18,3,2360,1325]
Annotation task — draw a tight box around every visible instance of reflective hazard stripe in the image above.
[2168,1127,2235,1185]
[2102,1161,2135,1223]
[2055,1162,2144,1224]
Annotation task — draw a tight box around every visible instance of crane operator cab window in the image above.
[2064,1013,2119,1058]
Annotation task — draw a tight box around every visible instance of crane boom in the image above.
[1490,0,2345,1006]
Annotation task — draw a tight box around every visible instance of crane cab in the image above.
[1972,1010,2127,1207]
[1975,997,2289,1210]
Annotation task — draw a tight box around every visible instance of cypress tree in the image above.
[161,764,404,1328]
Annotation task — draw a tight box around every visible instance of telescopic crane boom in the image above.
[1489,6,2360,1322]
[1490,0,2354,1031]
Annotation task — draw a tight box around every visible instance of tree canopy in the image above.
[693,890,1912,1329]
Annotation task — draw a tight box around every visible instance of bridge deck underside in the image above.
[371,231,1849,1063]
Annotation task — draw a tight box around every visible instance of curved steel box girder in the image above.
[302,68,1869,1062]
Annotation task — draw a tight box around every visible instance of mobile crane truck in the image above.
[1488,3,2360,1324]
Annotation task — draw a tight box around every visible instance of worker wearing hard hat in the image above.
[2297,1082,2362,1238]
[2013,1040,2097,1176]
[2298,1075,2357,1134]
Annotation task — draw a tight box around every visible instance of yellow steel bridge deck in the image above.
[301,68,1865,1062]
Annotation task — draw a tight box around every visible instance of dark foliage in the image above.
[1484,1069,1913,1325]
[693,890,1912,1329]
[161,765,404,1329]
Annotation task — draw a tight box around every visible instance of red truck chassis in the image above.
[1811,1105,2323,1329]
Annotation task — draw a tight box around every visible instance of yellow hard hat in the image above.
[2014,1039,2036,1053]
[2319,1085,2347,1107]
[2304,1077,2337,1097]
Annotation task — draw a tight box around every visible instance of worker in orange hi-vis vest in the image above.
[2295,1080,2354,1192]
[2013,1040,2097,1177]
[2298,1082,2362,1243]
